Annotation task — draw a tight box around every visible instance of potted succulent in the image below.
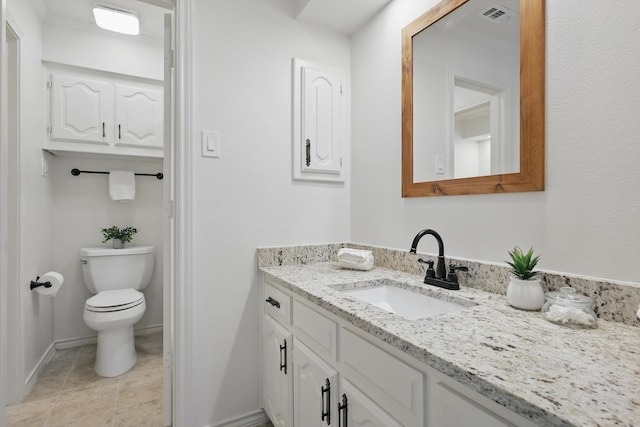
[101,226,138,249]
[505,246,545,310]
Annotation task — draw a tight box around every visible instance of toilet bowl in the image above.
[83,289,146,377]
[80,246,155,377]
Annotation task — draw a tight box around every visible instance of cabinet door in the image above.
[263,315,292,427]
[293,339,338,427]
[50,74,113,144]
[340,379,403,427]
[115,84,163,150]
[301,64,343,175]
[430,381,517,427]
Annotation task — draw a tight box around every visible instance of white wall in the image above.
[50,155,164,342]
[42,22,163,81]
[6,0,53,396]
[190,0,351,424]
[351,0,640,283]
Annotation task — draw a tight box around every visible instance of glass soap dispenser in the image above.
[542,287,597,328]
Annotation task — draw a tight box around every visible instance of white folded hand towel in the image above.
[109,170,136,202]
[337,248,374,271]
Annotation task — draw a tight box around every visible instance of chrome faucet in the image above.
[409,229,467,290]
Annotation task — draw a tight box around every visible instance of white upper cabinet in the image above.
[293,58,346,182]
[47,71,163,159]
[115,84,163,150]
[50,74,113,145]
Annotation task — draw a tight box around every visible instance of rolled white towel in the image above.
[337,248,374,271]
[637,304,640,320]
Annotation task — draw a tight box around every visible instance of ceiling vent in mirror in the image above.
[93,5,140,35]
[479,4,516,23]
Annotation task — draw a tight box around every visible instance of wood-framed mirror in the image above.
[402,0,544,197]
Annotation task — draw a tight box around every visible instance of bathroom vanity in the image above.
[258,246,640,427]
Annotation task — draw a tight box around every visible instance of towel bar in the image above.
[71,168,163,180]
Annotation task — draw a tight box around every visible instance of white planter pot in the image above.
[506,278,545,310]
[112,239,124,249]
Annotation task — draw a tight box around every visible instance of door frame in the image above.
[172,0,194,425]
[0,0,9,421]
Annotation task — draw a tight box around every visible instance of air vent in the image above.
[480,4,515,23]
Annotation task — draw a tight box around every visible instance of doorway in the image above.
[1,1,175,426]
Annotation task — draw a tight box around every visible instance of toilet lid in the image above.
[86,289,144,312]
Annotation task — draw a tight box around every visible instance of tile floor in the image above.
[6,332,163,427]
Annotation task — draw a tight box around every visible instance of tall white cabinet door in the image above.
[293,339,338,427]
[50,74,113,144]
[263,315,293,427]
[292,58,346,182]
[340,379,403,427]
[301,65,343,174]
[115,84,163,150]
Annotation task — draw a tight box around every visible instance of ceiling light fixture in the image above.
[93,5,139,35]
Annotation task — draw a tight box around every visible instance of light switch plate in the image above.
[201,130,221,158]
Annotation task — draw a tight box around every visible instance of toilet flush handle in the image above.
[81,259,88,265]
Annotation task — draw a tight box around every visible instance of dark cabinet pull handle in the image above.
[321,378,331,424]
[279,339,287,375]
[118,124,121,139]
[338,394,347,427]
[305,138,311,167]
[265,297,281,309]
[102,122,105,138]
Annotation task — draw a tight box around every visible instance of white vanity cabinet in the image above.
[262,279,537,427]
[263,284,293,427]
[47,72,163,158]
[293,339,337,427]
[340,379,403,427]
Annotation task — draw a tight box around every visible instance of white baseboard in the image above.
[54,323,163,350]
[207,409,270,427]
[23,341,56,399]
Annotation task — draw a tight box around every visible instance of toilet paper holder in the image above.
[30,276,53,290]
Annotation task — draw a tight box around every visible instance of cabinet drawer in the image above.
[293,300,337,361]
[341,328,423,427]
[264,282,292,326]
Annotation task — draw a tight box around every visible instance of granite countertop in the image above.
[260,262,640,427]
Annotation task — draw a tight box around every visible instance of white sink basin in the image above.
[341,284,467,320]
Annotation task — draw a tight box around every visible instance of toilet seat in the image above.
[85,289,144,313]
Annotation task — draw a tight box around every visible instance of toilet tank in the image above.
[80,245,155,294]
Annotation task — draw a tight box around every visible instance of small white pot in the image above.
[506,277,545,310]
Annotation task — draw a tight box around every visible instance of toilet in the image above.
[80,245,155,377]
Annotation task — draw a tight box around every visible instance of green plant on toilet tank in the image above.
[505,246,545,311]
[101,226,138,249]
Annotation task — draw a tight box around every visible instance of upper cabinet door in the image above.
[293,58,346,182]
[115,84,163,150]
[50,74,113,144]
[302,66,342,174]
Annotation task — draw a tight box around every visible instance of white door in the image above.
[293,339,338,427]
[50,74,112,144]
[115,84,163,150]
[263,316,292,427]
[340,379,403,427]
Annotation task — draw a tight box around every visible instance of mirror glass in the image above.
[412,0,519,182]
[402,0,544,197]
